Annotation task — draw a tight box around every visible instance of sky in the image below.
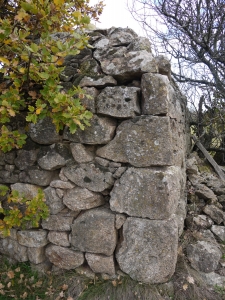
[90,0,145,36]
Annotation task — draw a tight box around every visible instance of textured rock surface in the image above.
[211,225,225,241]
[29,117,61,145]
[14,149,38,170]
[11,183,40,199]
[63,163,115,192]
[71,207,117,256]
[187,241,222,273]
[116,217,178,283]
[37,143,73,171]
[0,238,28,262]
[45,245,84,270]
[44,186,65,214]
[97,116,176,167]
[63,115,117,145]
[19,166,57,186]
[110,167,181,219]
[85,253,115,275]
[41,215,75,231]
[100,50,158,82]
[17,230,48,247]
[203,205,225,224]
[141,73,177,116]
[63,187,105,210]
[79,76,117,88]
[96,86,140,118]
[70,143,94,163]
[27,247,46,264]
[48,231,70,247]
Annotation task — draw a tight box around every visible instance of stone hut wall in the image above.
[0,27,187,284]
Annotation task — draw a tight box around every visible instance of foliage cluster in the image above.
[0,185,49,237]
[0,0,103,152]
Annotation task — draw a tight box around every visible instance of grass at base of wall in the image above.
[0,255,224,300]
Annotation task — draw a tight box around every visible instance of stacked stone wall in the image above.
[0,27,187,284]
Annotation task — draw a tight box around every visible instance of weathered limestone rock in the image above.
[108,27,138,46]
[79,76,117,88]
[155,55,171,77]
[14,149,38,170]
[116,217,178,283]
[203,205,225,224]
[17,230,48,247]
[100,50,158,82]
[211,225,225,242]
[127,37,152,52]
[95,157,110,167]
[80,87,99,113]
[194,184,217,202]
[71,207,117,256]
[63,163,115,192]
[37,144,73,171]
[11,183,40,199]
[50,180,75,189]
[187,241,222,273]
[63,115,117,144]
[19,166,58,186]
[63,187,105,210]
[110,167,180,219]
[85,253,115,275]
[193,215,214,229]
[41,215,75,231]
[0,170,19,184]
[44,187,65,214]
[70,143,94,163]
[93,46,127,61]
[0,238,28,262]
[141,73,176,116]
[115,214,127,229]
[48,231,70,247]
[27,247,46,264]
[45,245,84,270]
[97,116,177,167]
[200,272,225,288]
[29,117,61,145]
[113,167,127,179]
[96,86,141,118]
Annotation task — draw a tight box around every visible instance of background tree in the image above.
[128,0,225,160]
[0,0,103,152]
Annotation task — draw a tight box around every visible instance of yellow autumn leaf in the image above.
[19,68,26,74]
[0,57,10,66]
[15,10,30,22]
[56,57,64,65]
[7,108,16,117]
[36,108,42,115]
[53,0,65,7]
[183,283,188,291]
[7,271,15,279]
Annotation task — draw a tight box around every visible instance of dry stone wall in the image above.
[0,27,187,284]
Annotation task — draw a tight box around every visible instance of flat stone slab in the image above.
[100,50,158,82]
[63,115,117,145]
[97,116,176,167]
[110,166,181,219]
[63,187,105,210]
[63,163,115,192]
[116,217,178,283]
[17,230,48,247]
[79,76,117,88]
[97,86,141,118]
[85,253,115,275]
[71,207,117,256]
[45,245,84,270]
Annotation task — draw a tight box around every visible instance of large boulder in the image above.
[63,115,117,144]
[71,207,117,256]
[45,245,84,270]
[110,166,180,219]
[116,217,178,283]
[97,116,182,167]
[63,187,105,210]
[96,86,141,118]
[187,241,222,273]
[63,163,115,192]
